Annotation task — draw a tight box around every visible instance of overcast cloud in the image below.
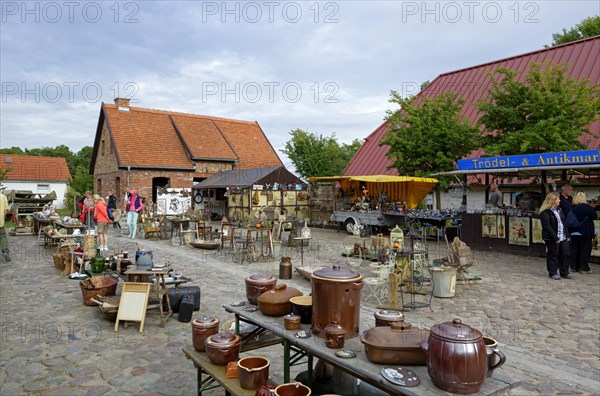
[1,1,598,168]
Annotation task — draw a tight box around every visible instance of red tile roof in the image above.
[95,104,282,171]
[345,36,600,176]
[0,154,71,182]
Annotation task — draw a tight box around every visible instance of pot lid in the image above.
[257,284,303,304]
[205,331,240,346]
[324,321,346,335]
[430,318,482,342]
[360,319,427,350]
[312,265,361,280]
[193,316,219,326]
[374,310,405,321]
[246,273,276,282]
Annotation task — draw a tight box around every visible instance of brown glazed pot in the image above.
[237,356,270,390]
[421,318,506,394]
[361,319,429,365]
[245,273,277,305]
[204,331,241,366]
[311,265,363,339]
[257,284,303,317]
[191,315,220,352]
[284,314,301,331]
[324,321,346,349]
[274,382,312,396]
[290,296,312,325]
[374,309,405,327]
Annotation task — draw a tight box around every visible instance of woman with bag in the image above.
[93,195,110,251]
[569,191,597,274]
[126,189,143,239]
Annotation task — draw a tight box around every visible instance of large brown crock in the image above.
[191,315,220,352]
[361,319,429,365]
[421,318,506,394]
[311,265,363,339]
[257,284,303,317]
[204,331,241,366]
[245,273,277,305]
[237,356,270,390]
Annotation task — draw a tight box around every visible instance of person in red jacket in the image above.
[93,194,110,251]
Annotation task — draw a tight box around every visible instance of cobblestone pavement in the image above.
[0,225,598,395]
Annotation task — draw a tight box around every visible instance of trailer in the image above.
[308,175,438,234]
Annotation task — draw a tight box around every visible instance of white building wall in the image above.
[2,181,69,209]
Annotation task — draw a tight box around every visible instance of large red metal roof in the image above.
[345,36,600,176]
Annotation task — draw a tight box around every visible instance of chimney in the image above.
[114,97,131,111]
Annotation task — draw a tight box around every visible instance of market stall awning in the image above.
[308,175,438,208]
[196,166,304,189]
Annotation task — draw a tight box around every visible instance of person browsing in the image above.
[126,189,143,239]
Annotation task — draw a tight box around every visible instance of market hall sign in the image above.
[457,150,600,171]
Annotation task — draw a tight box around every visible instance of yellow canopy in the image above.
[308,175,438,209]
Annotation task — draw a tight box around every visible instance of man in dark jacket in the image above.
[107,191,118,228]
[559,184,573,215]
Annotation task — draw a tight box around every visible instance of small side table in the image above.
[293,237,310,267]
[124,267,173,327]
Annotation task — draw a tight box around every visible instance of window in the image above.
[37,184,50,193]
[101,140,105,156]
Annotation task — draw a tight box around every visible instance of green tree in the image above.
[477,62,600,155]
[282,129,361,179]
[381,91,481,184]
[550,16,600,46]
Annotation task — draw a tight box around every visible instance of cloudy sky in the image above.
[1,1,598,167]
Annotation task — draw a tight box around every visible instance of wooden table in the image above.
[182,346,277,396]
[223,303,520,396]
[124,266,173,327]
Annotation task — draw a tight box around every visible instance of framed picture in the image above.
[482,215,497,238]
[497,215,506,239]
[508,217,530,246]
[531,218,544,244]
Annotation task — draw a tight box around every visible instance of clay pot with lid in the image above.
[374,309,405,327]
[191,315,220,352]
[245,273,277,305]
[360,319,428,365]
[204,331,241,366]
[257,284,303,317]
[421,318,507,394]
[311,265,363,339]
[284,314,301,330]
[324,321,346,349]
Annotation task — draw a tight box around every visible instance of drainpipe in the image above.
[127,166,131,188]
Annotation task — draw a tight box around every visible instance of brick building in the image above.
[90,98,283,205]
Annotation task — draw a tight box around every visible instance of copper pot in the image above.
[257,284,303,317]
[324,321,346,349]
[204,331,241,366]
[361,319,428,365]
[274,382,312,396]
[374,309,404,327]
[421,318,506,394]
[245,273,277,305]
[311,266,363,339]
[237,356,270,390]
[191,315,220,352]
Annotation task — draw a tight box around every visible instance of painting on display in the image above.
[592,220,600,257]
[497,215,506,239]
[508,217,530,246]
[531,218,544,244]
[482,215,497,238]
